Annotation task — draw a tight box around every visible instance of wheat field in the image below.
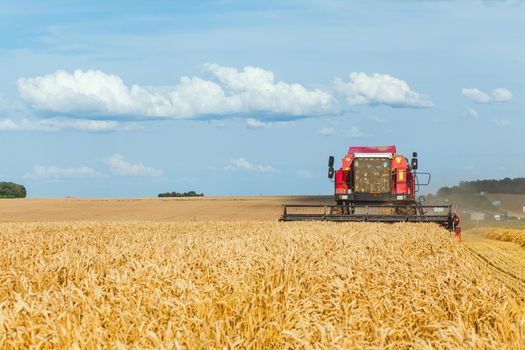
[477,227,525,247]
[0,222,523,349]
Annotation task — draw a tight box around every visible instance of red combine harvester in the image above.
[280,145,461,236]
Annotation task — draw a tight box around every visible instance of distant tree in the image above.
[0,182,27,198]
[437,178,525,196]
[158,191,204,198]
[436,186,452,197]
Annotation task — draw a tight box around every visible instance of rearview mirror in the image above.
[411,158,418,170]
[328,156,335,179]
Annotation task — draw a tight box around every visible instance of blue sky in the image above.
[0,0,523,197]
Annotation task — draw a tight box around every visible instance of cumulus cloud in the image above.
[204,64,337,116]
[318,127,334,136]
[461,87,512,103]
[334,72,433,108]
[461,88,491,103]
[17,65,338,120]
[24,165,102,180]
[106,154,163,177]
[225,158,277,173]
[0,118,130,132]
[491,88,513,102]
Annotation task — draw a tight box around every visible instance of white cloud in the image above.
[491,88,512,102]
[347,126,364,138]
[297,170,314,179]
[461,88,491,103]
[226,158,277,173]
[17,65,338,119]
[0,118,129,132]
[318,127,334,136]
[333,72,433,108]
[203,64,337,116]
[106,154,163,177]
[0,119,20,130]
[461,87,512,104]
[245,117,293,129]
[246,118,267,129]
[467,108,479,118]
[24,165,102,180]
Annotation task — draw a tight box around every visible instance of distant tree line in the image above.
[0,182,26,198]
[158,191,204,198]
[437,177,525,196]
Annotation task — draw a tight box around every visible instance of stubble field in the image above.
[1,221,524,349]
[0,197,332,223]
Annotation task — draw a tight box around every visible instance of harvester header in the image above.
[281,145,461,237]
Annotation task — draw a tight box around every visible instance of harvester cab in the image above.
[280,145,461,238]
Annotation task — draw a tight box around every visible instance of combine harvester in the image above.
[280,145,461,237]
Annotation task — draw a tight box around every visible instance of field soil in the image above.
[0,196,332,222]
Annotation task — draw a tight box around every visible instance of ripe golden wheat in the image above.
[0,222,523,348]
[479,227,525,247]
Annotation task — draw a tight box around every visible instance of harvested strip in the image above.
[464,233,525,305]
[471,227,525,247]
